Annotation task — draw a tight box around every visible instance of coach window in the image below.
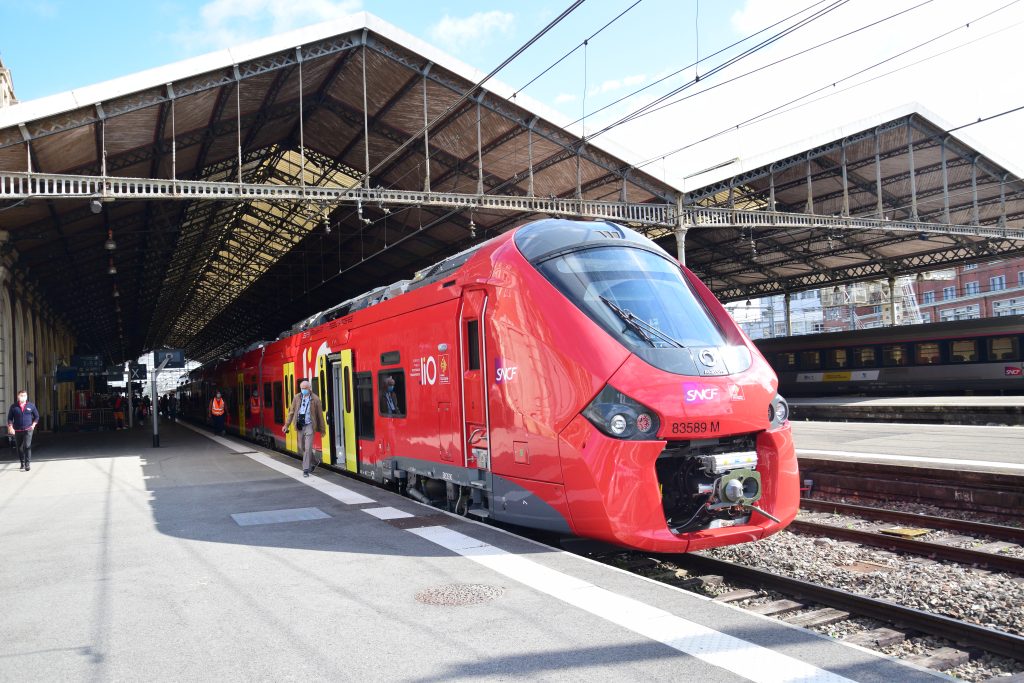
[882,344,908,366]
[988,336,1020,361]
[273,381,284,423]
[355,372,375,439]
[378,371,406,418]
[852,346,877,368]
[826,349,848,369]
[777,352,797,370]
[264,382,273,408]
[915,342,940,365]
[799,351,821,370]
[950,339,978,363]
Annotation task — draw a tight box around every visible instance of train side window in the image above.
[355,372,375,439]
[950,339,977,363]
[343,367,352,411]
[777,352,797,370]
[263,382,273,407]
[273,381,284,423]
[914,342,940,365]
[378,371,407,418]
[988,336,1020,361]
[852,347,877,368]
[826,349,848,369]
[466,320,480,370]
[799,351,821,370]
[882,344,908,366]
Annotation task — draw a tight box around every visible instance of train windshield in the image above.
[536,246,727,351]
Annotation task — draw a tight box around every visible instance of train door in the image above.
[317,353,333,465]
[236,372,246,435]
[330,350,359,473]
[283,362,297,452]
[460,290,490,471]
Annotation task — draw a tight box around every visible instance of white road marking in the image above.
[796,448,1024,471]
[408,526,857,683]
[362,506,414,520]
[181,422,376,504]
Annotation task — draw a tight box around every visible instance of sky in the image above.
[2,0,1023,188]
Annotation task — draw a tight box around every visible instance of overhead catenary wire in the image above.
[632,0,1022,170]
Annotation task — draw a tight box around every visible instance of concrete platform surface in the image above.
[0,423,944,682]
[789,396,1024,407]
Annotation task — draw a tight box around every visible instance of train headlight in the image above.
[769,394,789,429]
[609,414,628,435]
[583,385,661,440]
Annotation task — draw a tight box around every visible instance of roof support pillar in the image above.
[96,103,107,178]
[874,130,883,218]
[840,140,850,217]
[888,274,897,327]
[728,178,735,209]
[784,291,792,336]
[999,173,1008,228]
[768,164,776,211]
[971,157,980,225]
[805,155,814,214]
[907,123,918,220]
[675,194,687,266]
[18,123,31,173]
[941,138,950,224]
[621,168,629,203]
[422,66,431,193]
[527,118,536,197]
[167,83,177,181]
[476,96,484,196]
[361,34,371,189]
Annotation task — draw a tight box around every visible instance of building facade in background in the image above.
[0,58,16,109]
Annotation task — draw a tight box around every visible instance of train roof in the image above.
[756,316,1024,351]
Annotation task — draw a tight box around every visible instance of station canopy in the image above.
[1,15,1022,364]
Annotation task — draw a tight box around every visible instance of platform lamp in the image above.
[107,257,117,275]
[104,228,117,251]
[113,284,120,298]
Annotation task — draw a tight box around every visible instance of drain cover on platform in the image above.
[415,584,504,606]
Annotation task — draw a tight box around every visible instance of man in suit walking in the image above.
[283,379,326,477]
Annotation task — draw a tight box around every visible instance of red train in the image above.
[180,219,798,552]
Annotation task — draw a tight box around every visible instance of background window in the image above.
[800,351,821,370]
[990,275,1006,292]
[914,342,940,365]
[852,347,876,368]
[942,286,956,301]
[882,344,908,366]
[355,373,375,439]
[922,291,935,304]
[965,282,979,295]
[950,339,978,362]
[988,337,1020,361]
[826,349,848,369]
[273,382,284,423]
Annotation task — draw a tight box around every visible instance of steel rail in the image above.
[801,499,1024,543]
[788,519,1024,575]
[666,553,1024,660]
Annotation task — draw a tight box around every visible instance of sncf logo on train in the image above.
[1007,366,1023,377]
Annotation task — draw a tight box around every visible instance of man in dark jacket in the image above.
[283,379,326,477]
[7,389,40,471]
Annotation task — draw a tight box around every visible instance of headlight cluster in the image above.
[768,394,789,428]
[583,385,661,440]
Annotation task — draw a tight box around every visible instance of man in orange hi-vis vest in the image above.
[209,391,226,435]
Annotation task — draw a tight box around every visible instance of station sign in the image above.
[103,366,126,381]
[129,364,148,380]
[154,348,186,369]
[55,367,78,383]
[73,354,104,371]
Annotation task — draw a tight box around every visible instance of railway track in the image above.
[659,553,1024,662]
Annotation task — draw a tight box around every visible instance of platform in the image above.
[788,395,1024,426]
[0,423,943,682]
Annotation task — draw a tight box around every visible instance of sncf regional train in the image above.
[180,219,797,552]
[757,316,1024,396]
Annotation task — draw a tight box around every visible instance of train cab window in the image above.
[882,344,908,366]
[378,371,406,418]
[950,339,978,363]
[355,372,375,439]
[263,382,273,407]
[852,347,877,368]
[799,351,821,370]
[988,337,1020,361]
[466,320,481,370]
[914,342,940,365]
[826,349,848,369]
[273,381,284,423]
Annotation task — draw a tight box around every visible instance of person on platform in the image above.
[167,393,177,423]
[283,380,325,477]
[209,391,226,435]
[113,393,126,430]
[7,389,40,471]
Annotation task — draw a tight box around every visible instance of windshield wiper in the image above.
[599,296,686,349]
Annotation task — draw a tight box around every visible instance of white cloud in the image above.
[176,0,362,52]
[554,93,578,104]
[429,11,514,53]
[587,74,647,98]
